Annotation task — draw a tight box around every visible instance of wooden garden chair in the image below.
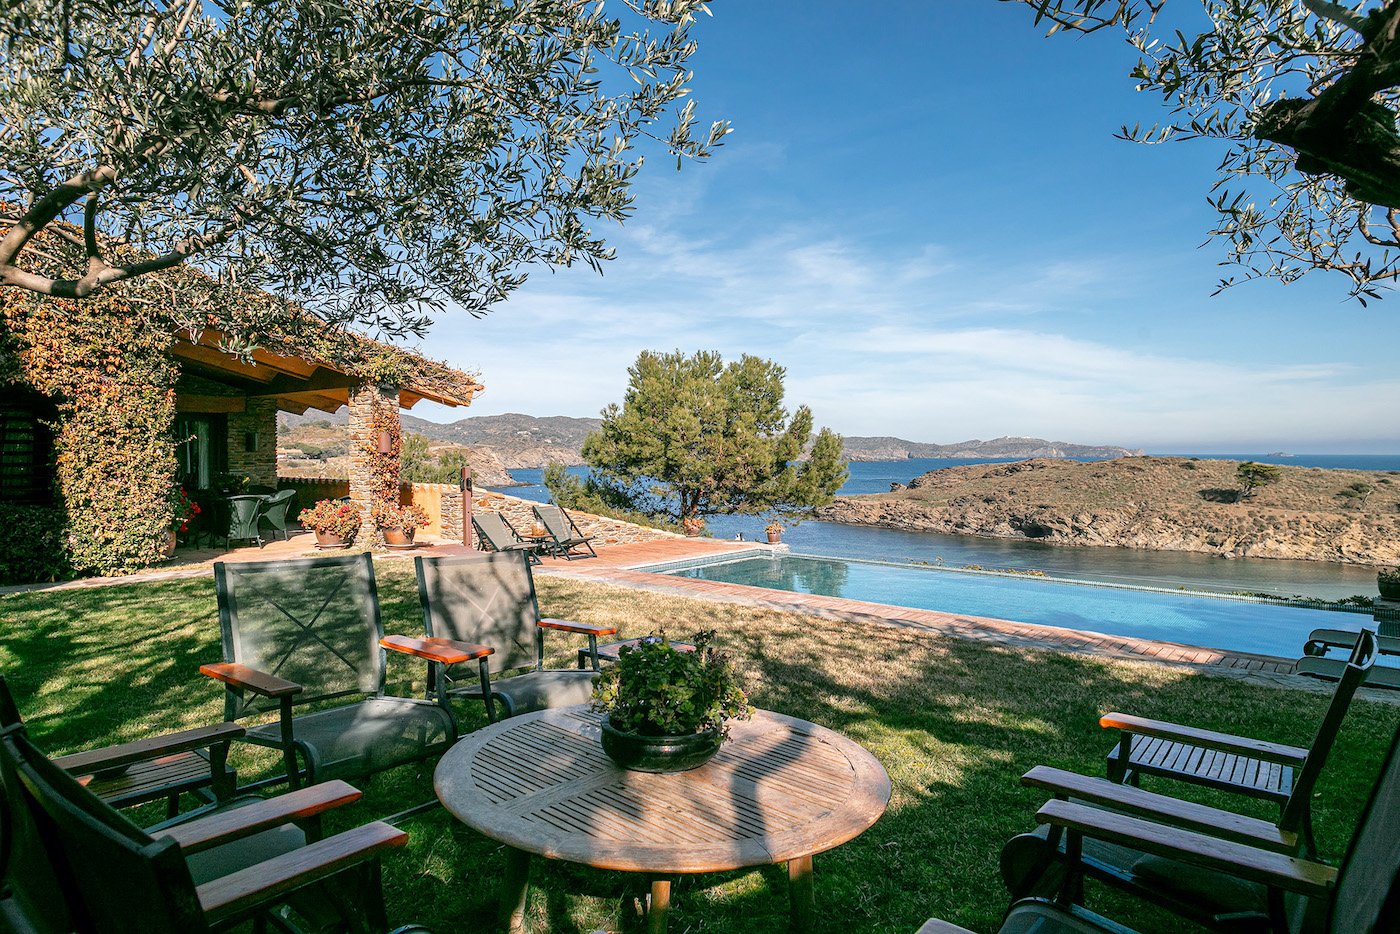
[201,554,459,791]
[411,552,616,722]
[0,721,426,934]
[922,720,1400,934]
[531,504,597,560]
[0,675,238,823]
[1100,628,1378,852]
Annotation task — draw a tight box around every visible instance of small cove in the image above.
[494,456,1397,602]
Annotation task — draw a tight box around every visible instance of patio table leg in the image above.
[647,876,671,934]
[788,854,814,932]
[501,847,531,934]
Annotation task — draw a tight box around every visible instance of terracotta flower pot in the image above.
[382,526,415,546]
[161,529,177,556]
[766,530,782,544]
[315,531,352,549]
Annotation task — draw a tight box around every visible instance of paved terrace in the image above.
[2,533,1363,693]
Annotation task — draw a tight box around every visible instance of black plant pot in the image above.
[1380,577,1400,601]
[600,716,722,773]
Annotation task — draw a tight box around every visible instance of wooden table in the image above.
[434,705,890,933]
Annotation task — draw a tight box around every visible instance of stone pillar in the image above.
[226,397,279,488]
[347,383,400,547]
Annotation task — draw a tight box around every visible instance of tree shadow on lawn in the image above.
[3,570,1397,933]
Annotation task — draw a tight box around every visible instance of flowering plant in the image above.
[681,515,705,536]
[764,520,783,535]
[168,486,200,532]
[298,499,361,539]
[592,631,753,737]
[371,501,430,531]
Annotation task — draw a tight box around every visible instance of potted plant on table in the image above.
[1380,567,1400,601]
[372,501,430,547]
[299,499,361,549]
[592,631,754,773]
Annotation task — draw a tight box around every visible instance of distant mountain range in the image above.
[281,412,1139,470]
[841,435,1142,461]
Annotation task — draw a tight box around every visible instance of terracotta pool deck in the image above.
[1,534,1358,692]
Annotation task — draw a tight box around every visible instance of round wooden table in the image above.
[434,705,890,933]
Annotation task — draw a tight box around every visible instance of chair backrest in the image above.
[214,555,386,718]
[226,495,264,538]
[1280,628,1378,833]
[0,679,69,934]
[258,489,296,525]
[472,512,521,552]
[2,729,206,934]
[415,552,541,676]
[1328,721,1400,933]
[533,504,574,542]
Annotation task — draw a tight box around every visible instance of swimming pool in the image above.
[658,552,1386,660]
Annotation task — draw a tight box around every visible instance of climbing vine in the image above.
[361,391,403,545]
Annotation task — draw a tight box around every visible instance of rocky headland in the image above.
[840,435,1142,461]
[818,456,1400,566]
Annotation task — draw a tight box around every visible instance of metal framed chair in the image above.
[471,512,543,563]
[1298,627,1400,690]
[0,723,415,934]
[531,504,597,560]
[413,552,617,722]
[201,554,458,791]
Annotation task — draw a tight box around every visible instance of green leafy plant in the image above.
[371,501,429,531]
[1235,462,1281,501]
[592,631,753,737]
[298,499,361,539]
[0,504,71,585]
[1381,568,1400,586]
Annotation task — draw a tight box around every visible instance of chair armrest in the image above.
[539,618,618,636]
[200,663,303,699]
[1035,799,1335,899]
[161,780,362,854]
[381,635,493,665]
[1304,628,1400,657]
[1021,766,1298,853]
[1100,712,1307,766]
[197,820,407,923]
[53,722,245,775]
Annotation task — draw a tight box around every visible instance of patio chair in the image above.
[998,632,1377,930]
[201,554,458,790]
[219,494,265,549]
[471,511,542,563]
[412,552,617,722]
[0,675,238,823]
[1100,628,1378,850]
[0,723,424,934]
[932,720,1400,934]
[256,488,298,542]
[532,504,597,560]
[1298,627,1400,691]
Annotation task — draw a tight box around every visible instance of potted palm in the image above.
[372,501,430,547]
[299,499,361,548]
[592,631,753,773]
[1380,567,1400,601]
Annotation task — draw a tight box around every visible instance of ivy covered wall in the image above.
[1,289,178,577]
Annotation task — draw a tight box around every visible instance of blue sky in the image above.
[409,1,1400,453]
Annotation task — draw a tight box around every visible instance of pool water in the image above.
[663,553,1385,660]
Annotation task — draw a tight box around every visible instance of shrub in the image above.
[0,505,72,585]
[592,631,753,737]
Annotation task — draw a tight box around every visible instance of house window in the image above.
[175,415,228,490]
[0,392,56,505]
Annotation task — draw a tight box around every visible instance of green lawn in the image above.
[2,564,1395,933]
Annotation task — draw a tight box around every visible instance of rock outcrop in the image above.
[818,456,1400,566]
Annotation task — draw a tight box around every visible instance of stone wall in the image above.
[347,383,399,546]
[468,491,683,549]
[226,397,279,488]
